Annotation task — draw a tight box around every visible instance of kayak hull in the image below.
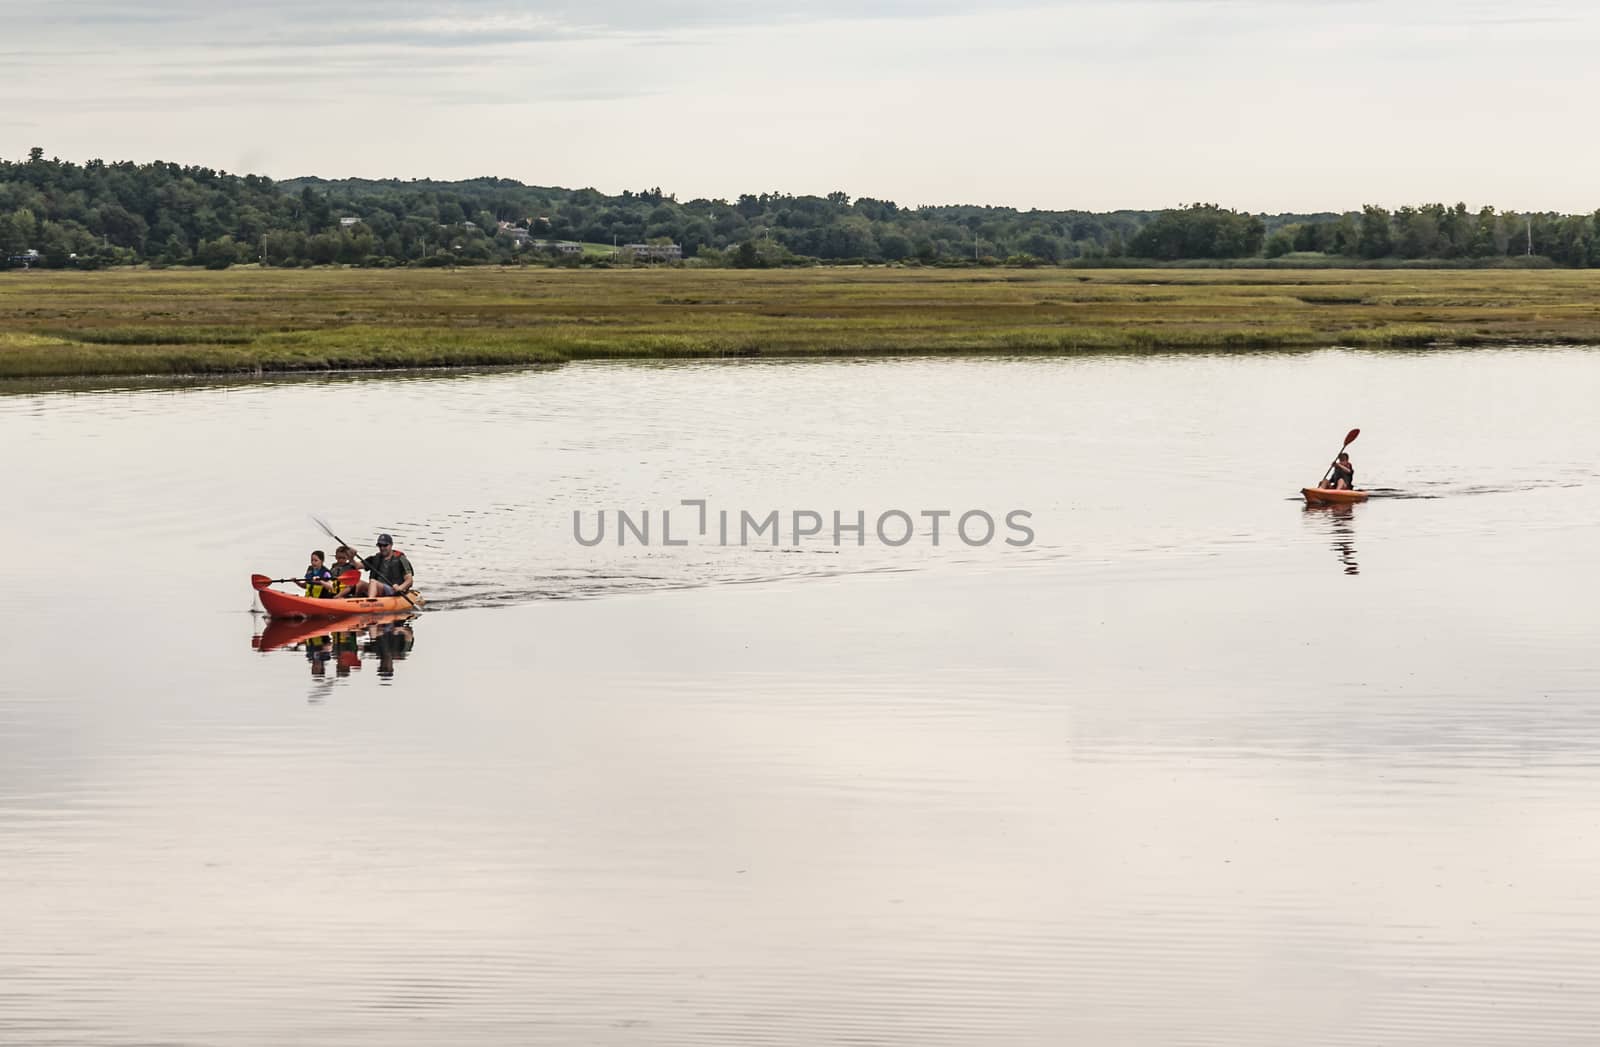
[1301,487,1369,505]
[255,581,423,619]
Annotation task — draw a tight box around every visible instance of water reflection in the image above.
[1301,503,1359,575]
[252,612,418,695]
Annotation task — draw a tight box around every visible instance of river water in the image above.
[2,348,1598,1045]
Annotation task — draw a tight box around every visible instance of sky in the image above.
[5,0,1598,212]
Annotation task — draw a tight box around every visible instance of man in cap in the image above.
[348,533,414,599]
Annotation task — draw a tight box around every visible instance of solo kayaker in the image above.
[348,533,414,599]
[1325,452,1355,490]
[301,551,334,598]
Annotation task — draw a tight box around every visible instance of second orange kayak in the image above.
[1302,487,1369,505]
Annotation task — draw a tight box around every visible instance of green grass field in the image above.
[2,266,1599,378]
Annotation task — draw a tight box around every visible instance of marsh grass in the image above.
[2,267,1598,377]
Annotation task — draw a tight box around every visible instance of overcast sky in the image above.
[5,0,1597,212]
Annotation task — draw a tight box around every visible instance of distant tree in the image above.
[879,231,913,261]
[1438,202,1471,257]
[299,186,332,232]
[1128,204,1261,259]
[86,203,146,250]
[1394,205,1450,258]
[1358,205,1393,258]
[1551,214,1591,266]
[1469,206,1499,258]
[1021,232,1062,262]
[263,229,305,266]
[304,232,341,265]
[0,212,28,256]
[158,232,190,265]
[196,235,240,269]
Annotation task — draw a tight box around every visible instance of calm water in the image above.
[3,349,1599,1045]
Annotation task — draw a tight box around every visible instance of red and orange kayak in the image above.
[252,576,423,618]
[1301,487,1369,505]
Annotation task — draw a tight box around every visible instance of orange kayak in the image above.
[1302,487,1369,505]
[253,578,423,618]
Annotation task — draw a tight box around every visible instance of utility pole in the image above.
[1526,215,1533,256]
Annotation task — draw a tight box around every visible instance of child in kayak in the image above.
[1325,452,1355,490]
[301,550,335,598]
[330,545,362,595]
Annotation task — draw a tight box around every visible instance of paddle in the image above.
[1319,428,1361,487]
[311,515,419,607]
[252,570,361,590]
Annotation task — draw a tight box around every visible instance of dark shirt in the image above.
[362,551,414,587]
[1331,464,1355,485]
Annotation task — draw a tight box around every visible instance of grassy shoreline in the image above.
[3,267,1599,378]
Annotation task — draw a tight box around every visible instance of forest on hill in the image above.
[3,147,1599,269]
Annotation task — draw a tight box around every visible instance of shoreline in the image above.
[3,267,1598,379]
[3,341,1594,394]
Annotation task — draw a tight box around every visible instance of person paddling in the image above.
[346,533,414,599]
[302,551,334,598]
[1324,452,1355,490]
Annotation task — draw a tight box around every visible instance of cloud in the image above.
[6,0,1600,210]
[10,0,1046,45]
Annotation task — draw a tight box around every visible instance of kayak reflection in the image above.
[252,611,418,688]
[1301,502,1359,576]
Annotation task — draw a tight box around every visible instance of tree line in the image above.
[3,147,1599,269]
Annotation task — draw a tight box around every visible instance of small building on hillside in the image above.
[496,223,533,246]
[338,216,362,228]
[530,239,582,256]
[622,242,682,262]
